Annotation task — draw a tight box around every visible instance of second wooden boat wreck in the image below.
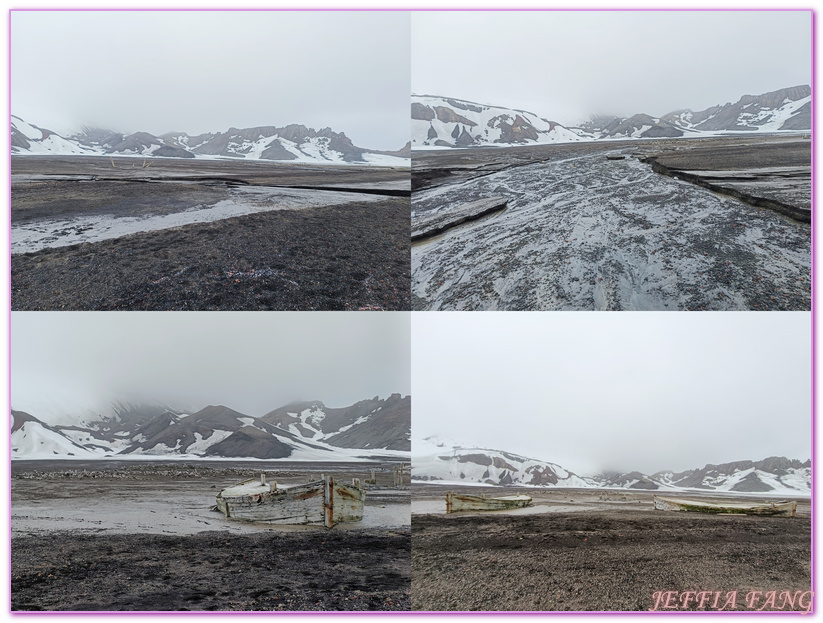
[216,474,366,528]
[653,495,797,517]
[446,491,532,513]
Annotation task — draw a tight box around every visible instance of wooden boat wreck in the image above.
[216,474,366,528]
[446,491,532,513]
[653,495,797,517]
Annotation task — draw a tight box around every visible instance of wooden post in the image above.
[323,475,334,528]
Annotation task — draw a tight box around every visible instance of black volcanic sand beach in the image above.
[12,199,409,310]
[11,461,411,611]
[412,505,811,612]
[12,156,410,310]
[12,530,409,611]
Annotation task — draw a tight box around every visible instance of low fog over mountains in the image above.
[11,117,410,166]
[11,394,410,461]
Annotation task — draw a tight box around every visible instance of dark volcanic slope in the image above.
[325,395,411,452]
[12,199,410,311]
[260,395,411,452]
[203,426,296,459]
[412,512,811,612]
[12,530,410,611]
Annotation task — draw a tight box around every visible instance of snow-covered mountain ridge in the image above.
[413,438,810,495]
[11,116,410,166]
[11,395,410,461]
[413,85,811,148]
[412,95,585,149]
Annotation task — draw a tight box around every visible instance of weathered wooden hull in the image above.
[446,492,532,513]
[653,495,797,517]
[217,476,365,528]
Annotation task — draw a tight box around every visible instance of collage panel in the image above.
[10,311,411,610]
[410,10,811,311]
[11,10,411,312]
[410,311,812,612]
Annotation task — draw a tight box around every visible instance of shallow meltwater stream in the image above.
[12,185,384,254]
[412,150,810,311]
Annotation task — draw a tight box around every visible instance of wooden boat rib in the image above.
[653,495,797,517]
[216,474,365,528]
[446,491,532,513]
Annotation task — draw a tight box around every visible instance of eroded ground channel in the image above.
[412,136,810,311]
[12,156,411,310]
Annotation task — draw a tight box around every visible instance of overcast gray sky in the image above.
[12,312,410,423]
[412,10,812,125]
[412,312,811,476]
[11,10,410,150]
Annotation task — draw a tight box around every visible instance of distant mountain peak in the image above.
[11,117,409,166]
[11,395,410,461]
[413,85,811,148]
[412,94,583,149]
[413,440,810,495]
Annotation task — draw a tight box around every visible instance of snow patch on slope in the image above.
[412,95,587,149]
[11,422,97,459]
[185,430,235,454]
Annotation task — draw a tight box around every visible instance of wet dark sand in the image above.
[11,460,411,611]
[12,199,410,310]
[411,135,810,311]
[413,135,809,201]
[12,156,410,311]
[411,487,811,612]
[13,530,410,611]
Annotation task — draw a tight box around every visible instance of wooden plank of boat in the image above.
[653,495,797,517]
[446,491,532,513]
[216,474,366,528]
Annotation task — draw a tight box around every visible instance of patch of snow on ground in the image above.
[12,185,385,253]
[360,153,410,167]
[131,441,183,456]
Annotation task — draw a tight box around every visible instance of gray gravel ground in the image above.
[412,510,811,612]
